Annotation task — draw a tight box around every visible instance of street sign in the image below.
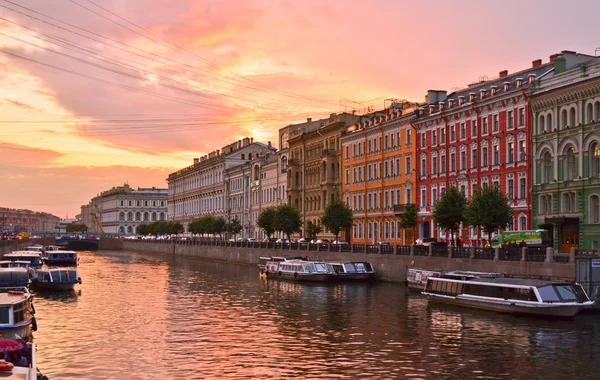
[592,259,600,268]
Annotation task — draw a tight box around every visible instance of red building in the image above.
[412,51,593,246]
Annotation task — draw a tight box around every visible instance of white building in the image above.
[81,184,168,234]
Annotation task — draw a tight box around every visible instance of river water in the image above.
[30,250,600,379]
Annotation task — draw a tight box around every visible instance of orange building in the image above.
[340,102,419,244]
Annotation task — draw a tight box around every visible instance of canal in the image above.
[32,250,600,379]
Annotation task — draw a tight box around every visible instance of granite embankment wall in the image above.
[100,239,577,282]
[0,238,54,257]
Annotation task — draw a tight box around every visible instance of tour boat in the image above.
[44,250,78,266]
[0,261,30,270]
[262,259,335,282]
[30,268,81,291]
[3,252,42,268]
[0,269,29,288]
[406,268,504,291]
[23,245,44,254]
[423,277,594,317]
[43,245,61,258]
[330,262,376,281]
[0,287,37,339]
[258,256,308,270]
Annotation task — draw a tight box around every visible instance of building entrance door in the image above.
[560,223,579,253]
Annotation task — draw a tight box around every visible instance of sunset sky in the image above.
[1,0,599,218]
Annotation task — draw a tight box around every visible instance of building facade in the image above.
[413,51,594,245]
[531,56,600,252]
[0,207,60,233]
[287,113,361,239]
[341,104,418,244]
[81,184,168,234]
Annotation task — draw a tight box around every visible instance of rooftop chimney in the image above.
[499,70,508,78]
[549,53,560,63]
[532,59,542,68]
[307,118,312,123]
[554,54,567,74]
[193,158,199,164]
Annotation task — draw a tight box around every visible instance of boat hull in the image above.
[334,273,375,281]
[425,294,586,318]
[264,271,331,282]
[44,259,78,266]
[0,323,32,340]
[32,281,78,291]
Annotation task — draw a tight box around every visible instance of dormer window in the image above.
[503,82,510,91]
[448,99,454,108]
[528,74,536,84]
[469,93,475,102]
[516,78,523,88]
[429,105,435,114]
[458,96,465,105]
[479,89,486,99]
[490,86,497,96]
[438,102,444,112]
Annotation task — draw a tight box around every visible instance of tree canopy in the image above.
[226,219,243,238]
[465,185,513,243]
[305,222,322,240]
[398,203,418,244]
[274,204,302,241]
[257,207,277,239]
[321,198,353,243]
[432,186,467,243]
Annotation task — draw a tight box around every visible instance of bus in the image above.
[490,230,552,249]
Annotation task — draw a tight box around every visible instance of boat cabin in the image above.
[0,260,30,269]
[44,250,78,266]
[4,252,42,267]
[0,268,29,287]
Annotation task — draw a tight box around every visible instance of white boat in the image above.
[0,341,44,379]
[3,252,42,268]
[30,267,81,291]
[23,246,44,254]
[0,287,37,339]
[406,268,504,291]
[330,262,376,281]
[0,269,29,288]
[258,256,308,270]
[262,259,334,282]
[0,261,30,270]
[423,277,594,318]
[44,250,78,266]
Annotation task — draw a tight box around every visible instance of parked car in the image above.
[315,239,331,245]
[376,241,391,246]
[276,238,290,244]
[297,237,308,243]
[247,238,257,243]
[415,237,438,246]
[332,240,348,245]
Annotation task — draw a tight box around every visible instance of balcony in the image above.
[393,204,407,215]
[287,159,301,167]
[322,149,337,157]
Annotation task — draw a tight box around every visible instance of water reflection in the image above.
[28,250,600,379]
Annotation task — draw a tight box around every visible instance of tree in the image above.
[305,222,322,241]
[465,185,514,244]
[321,199,353,243]
[213,217,226,240]
[66,223,87,233]
[432,186,467,245]
[398,203,418,245]
[226,219,243,239]
[257,207,277,239]
[274,204,302,241]
[168,221,184,235]
[136,224,149,235]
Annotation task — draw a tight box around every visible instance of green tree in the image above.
[226,219,243,239]
[465,185,514,244]
[168,221,184,235]
[398,203,418,245]
[136,224,149,235]
[257,207,277,239]
[321,199,353,243]
[66,223,88,233]
[213,217,226,240]
[305,222,322,240]
[432,186,467,245]
[274,204,302,241]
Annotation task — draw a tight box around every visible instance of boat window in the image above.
[0,307,9,324]
[573,284,590,302]
[553,285,578,302]
[314,263,328,273]
[354,263,367,273]
[13,301,27,324]
[303,264,314,273]
[537,285,561,302]
[343,263,357,273]
[332,264,343,274]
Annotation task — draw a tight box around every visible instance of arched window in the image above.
[569,107,576,127]
[127,226,133,234]
[542,151,553,184]
[539,115,545,134]
[547,114,553,131]
[254,165,260,181]
[565,147,576,181]
[390,220,395,239]
[519,215,527,231]
[135,212,141,221]
[127,212,133,221]
[151,212,157,221]
[384,221,389,239]
[119,212,125,221]
[322,161,327,181]
[118,226,125,234]
[595,101,600,122]
[587,103,594,124]
[590,195,600,224]
[281,156,287,173]
[591,142,600,177]
[561,109,568,129]
[159,212,165,221]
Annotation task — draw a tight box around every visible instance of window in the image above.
[508,110,514,129]
[471,119,477,137]
[345,169,349,184]
[421,158,427,176]
[384,162,389,177]
[421,189,427,207]
[562,192,576,213]
[591,195,600,224]
[519,215,527,230]
[120,200,124,206]
[432,130,437,145]
[128,200,132,206]
[508,179,514,199]
[406,188,412,203]
[119,212,124,221]
[432,157,438,175]
[405,156,411,174]
[136,200,140,207]
[518,108,525,126]
[450,153,456,172]
[440,129,446,143]
[565,147,576,181]
[591,142,600,177]
[406,130,412,146]
[450,125,456,141]
[432,188,438,204]
[345,146,349,160]
[507,142,514,163]
[391,134,395,147]
[396,159,400,176]
[540,195,551,214]
[368,165,372,180]
[368,194,372,209]
[385,135,389,149]
[396,132,401,146]
[482,117,488,134]
[440,155,446,174]
[460,151,466,170]
[384,192,389,208]
[127,212,133,221]
[493,145,499,165]
[492,114,499,132]
[421,133,426,148]
[352,144,356,157]
[569,107,576,127]
[471,149,477,169]
[482,147,488,167]
[518,141,526,161]
[460,123,466,139]
[519,178,526,199]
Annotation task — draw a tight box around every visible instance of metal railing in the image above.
[499,248,522,261]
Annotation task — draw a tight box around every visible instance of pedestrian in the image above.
[519,239,527,248]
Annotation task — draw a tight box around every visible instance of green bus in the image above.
[490,230,552,249]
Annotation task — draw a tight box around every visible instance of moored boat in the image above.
[0,341,45,379]
[330,262,376,281]
[44,250,78,266]
[3,252,42,268]
[0,269,29,288]
[30,267,81,291]
[258,256,308,270]
[262,259,334,282]
[0,287,36,339]
[406,268,504,291]
[23,245,44,254]
[423,277,594,317]
[0,261,30,270]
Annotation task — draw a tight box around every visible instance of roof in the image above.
[469,277,569,287]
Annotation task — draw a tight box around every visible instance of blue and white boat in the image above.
[30,268,81,291]
[44,250,78,266]
[0,286,36,339]
[3,252,42,268]
[0,260,30,270]
[0,268,29,287]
